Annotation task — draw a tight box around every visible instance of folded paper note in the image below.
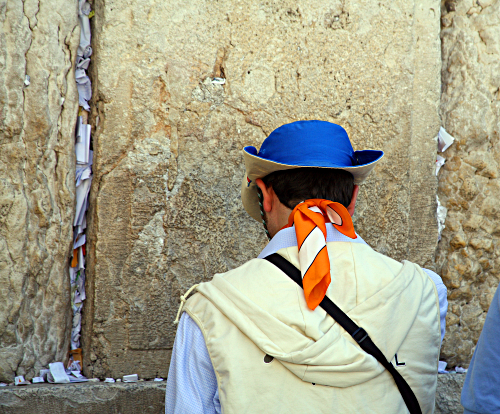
[437,127,455,153]
[48,362,70,384]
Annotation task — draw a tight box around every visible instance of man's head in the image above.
[241,120,383,231]
[255,168,359,237]
[261,167,355,210]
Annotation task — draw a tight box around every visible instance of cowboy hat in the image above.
[241,120,384,221]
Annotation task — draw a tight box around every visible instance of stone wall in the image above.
[2,0,497,391]
[437,0,500,367]
[0,1,79,381]
[0,374,466,414]
[85,0,441,378]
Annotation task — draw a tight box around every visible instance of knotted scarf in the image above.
[285,199,357,310]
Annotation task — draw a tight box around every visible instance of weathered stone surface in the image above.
[0,374,465,414]
[0,1,79,382]
[437,0,500,368]
[435,374,465,414]
[0,382,167,414]
[85,0,441,378]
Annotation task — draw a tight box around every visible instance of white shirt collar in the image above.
[257,223,367,259]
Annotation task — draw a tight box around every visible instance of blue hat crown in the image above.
[245,120,359,168]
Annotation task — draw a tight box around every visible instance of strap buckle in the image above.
[352,327,368,344]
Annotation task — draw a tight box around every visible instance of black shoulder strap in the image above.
[264,253,422,414]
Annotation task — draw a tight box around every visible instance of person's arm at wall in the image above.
[165,312,221,414]
[423,269,448,344]
[461,286,500,414]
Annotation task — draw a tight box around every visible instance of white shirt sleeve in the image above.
[423,268,448,345]
[165,312,221,414]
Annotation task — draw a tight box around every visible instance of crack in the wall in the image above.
[23,0,40,31]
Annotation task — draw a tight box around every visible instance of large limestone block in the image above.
[0,0,79,381]
[86,0,441,378]
[437,0,500,368]
[0,374,465,414]
[0,382,167,414]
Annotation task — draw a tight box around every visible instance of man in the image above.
[461,284,500,413]
[166,120,447,414]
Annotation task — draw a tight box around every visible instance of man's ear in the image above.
[255,178,273,213]
[347,185,359,217]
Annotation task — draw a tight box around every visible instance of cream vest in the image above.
[184,242,441,414]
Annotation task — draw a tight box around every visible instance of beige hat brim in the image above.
[241,149,383,222]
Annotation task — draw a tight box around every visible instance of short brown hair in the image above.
[261,168,354,209]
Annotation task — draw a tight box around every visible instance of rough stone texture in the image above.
[85,0,441,378]
[0,382,167,414]
[0,374,465,413]
[437,0,500,368]
[435,374,465,414]
[0,1,79,382]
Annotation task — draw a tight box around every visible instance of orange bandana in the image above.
[286,199,357,310]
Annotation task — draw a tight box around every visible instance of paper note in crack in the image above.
[78,246,85,270]
[435,155,445,176]
[14,376,30,386]
[75,69,92,111]
[71,308,83,350]
[436,195,447,241]
[74,214,87,240]
[69,371,89,382]
[77,56,91,70]
[76,150,93,186]
[74,177,92,226]
[74,270,86,303]
[48,362,70,383]
[437,127,455,153]
[75,122,91,164]
[78,12,91,56]
[74,234,86,250]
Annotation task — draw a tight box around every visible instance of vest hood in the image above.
[194,243,437,388]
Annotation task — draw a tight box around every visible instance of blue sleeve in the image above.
[423,268,448,344]
[165,312,221,414]
[461,286,500,414]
